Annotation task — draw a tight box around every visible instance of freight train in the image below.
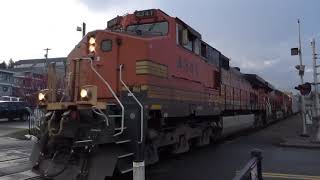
[30,9,292,180]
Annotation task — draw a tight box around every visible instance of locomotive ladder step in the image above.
[121,168,133,174]
[109,115,122,118]
[73,140,93,147]
[115,139,131,144]
[115,127,127,131]
[106,103,117,106]
[118,152,134,159]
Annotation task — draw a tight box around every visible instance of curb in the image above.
[279,141,320,149]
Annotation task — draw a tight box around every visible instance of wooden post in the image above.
[47,62,57,102]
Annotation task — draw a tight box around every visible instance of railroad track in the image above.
[0,170,41,180]
[0,144,33,180]
[0,117,288,180]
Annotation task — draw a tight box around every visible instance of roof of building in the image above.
[14,57,66,66]
[0,69,15,74]
[13,57,66,74]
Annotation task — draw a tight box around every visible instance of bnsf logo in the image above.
[176,57,199,76]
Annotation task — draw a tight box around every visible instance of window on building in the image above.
[3,86,8,92]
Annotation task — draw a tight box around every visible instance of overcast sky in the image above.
[1,0,320,91]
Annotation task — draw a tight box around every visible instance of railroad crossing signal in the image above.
[295,82,311,96]
[291,47,299,56]
[295,65,305,76]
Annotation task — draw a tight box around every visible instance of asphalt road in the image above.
[0,119,29,136]
[0,115,320,180]
[146,115,320,180]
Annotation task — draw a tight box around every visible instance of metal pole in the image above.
[43,48,51,71]
[298,19,308,136]
[251,149,263,180]
[133,144,145,180]
[82,22,86,37]
[312,39,320,142]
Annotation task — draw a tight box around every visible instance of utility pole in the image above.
[297,19,308,136]
[311,38,320,142]
[43,48,51,74]
[76,22,86,37]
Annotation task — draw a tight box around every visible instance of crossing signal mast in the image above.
[291,19,308,136]
[311,38,320,142]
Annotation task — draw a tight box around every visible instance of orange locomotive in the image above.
[31,9,291,179]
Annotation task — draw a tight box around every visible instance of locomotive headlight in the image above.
[38,92,46,101]
[77,85,97,104]
[89,37,96,45]
[80,89,89,98]
[89,44,95,53]
[88,36,96,53]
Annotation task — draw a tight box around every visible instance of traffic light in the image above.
[295,82,311,96]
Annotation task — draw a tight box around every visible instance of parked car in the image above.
[0,101,30,121]
[0,96,22,102]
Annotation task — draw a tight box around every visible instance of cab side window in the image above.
[176,23,200,54]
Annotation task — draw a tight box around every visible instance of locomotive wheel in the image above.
[196,128,211,147]
[172,135,190,154]
[254,114,264,128]
[211,119,223,141]
[145,143,159,165]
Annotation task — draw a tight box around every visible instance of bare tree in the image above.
[7,58,14,69]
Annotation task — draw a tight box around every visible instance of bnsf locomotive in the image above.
[30,9,292,179]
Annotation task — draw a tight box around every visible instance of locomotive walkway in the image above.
[0,115,320,180]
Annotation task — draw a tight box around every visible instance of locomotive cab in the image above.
[31,9,176,180]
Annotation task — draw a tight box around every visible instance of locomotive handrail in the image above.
[119,64,144,143]
[81,57,125,136]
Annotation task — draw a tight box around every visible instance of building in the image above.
[13,57,67,105]
[14,57,66,76]
[13,71,46,105]
[0,69,15,96]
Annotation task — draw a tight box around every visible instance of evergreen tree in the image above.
[0,61,7,69]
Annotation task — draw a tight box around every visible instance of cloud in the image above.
[305,68,313,73]
[77,0,158,13]
[263,58,280,66]
[1,0,319,92]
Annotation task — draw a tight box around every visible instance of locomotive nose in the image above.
[73,32,119,100]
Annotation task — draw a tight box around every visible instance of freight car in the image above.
[30,9,291,180]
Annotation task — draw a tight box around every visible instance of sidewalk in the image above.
[274,114,320,148]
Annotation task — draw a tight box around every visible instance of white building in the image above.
[0,69,14,96]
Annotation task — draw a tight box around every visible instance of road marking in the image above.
[263,172,320,180]
[236,171,320,180]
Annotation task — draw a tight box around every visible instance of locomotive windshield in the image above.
[126,21,168,36]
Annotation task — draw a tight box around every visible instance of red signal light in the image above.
[295,82,311,96]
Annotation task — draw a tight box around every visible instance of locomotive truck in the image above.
[30,9,292,179]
